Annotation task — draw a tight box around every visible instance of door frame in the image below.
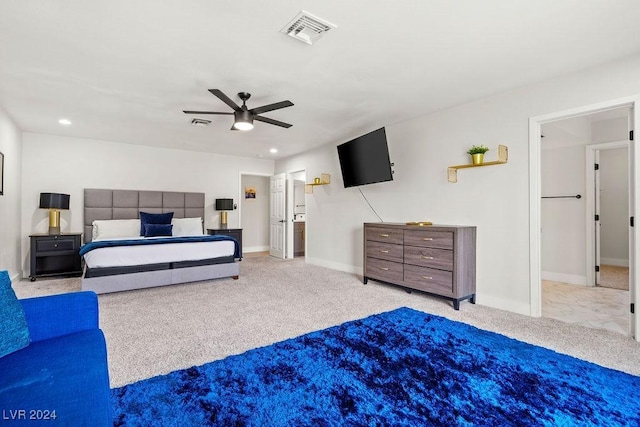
[529,95,640,340]
[585,140,630,288]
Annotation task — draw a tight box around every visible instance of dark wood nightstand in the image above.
[207,228,242,259]
[29,233,83,281]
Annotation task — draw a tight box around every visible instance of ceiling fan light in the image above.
[234,110,254,131]
[233,121,254,131]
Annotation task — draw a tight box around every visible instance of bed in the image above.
[81,188,240,294]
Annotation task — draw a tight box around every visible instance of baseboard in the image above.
[600,258,629,267]
[541,271,587,286]
[476,293,531,316]
[244,245,269,253]
[305,257,361,275]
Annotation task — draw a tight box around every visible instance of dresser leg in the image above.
[470,294,476,304]
[363,276,368,284]
[453,299,460,310]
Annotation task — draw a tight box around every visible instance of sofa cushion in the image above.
[0,270,30,358]
[0,329,111,425]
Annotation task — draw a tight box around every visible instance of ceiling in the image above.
[2,1,640,160]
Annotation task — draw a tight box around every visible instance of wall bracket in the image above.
[447,145,508,183]
[305,173,331,194]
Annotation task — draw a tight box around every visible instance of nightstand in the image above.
[29,233,83,281]
[207,228,242,258]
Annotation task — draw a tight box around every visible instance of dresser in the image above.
[363,223,476,310]
[29,233,83,281]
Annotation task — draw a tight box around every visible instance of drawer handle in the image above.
[379,233,389,237]
[422,237,433,241]
[379,267,389,271]
[54,244,58,248]
[380,250,389,253]
[421,256,433,260]
[421,276,433,280]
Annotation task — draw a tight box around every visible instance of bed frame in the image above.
[81,188,239,294]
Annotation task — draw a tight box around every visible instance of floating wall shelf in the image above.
[305,173,331,194]
[447,145,508,183]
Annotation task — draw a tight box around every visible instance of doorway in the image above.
[530,96,639,341]
[269,170,307,259]
[239,173,271,256]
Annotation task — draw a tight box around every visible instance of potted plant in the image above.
[467,145,490,165]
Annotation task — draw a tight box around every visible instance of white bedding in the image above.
[83,238,236,269]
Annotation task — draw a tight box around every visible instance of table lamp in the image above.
[215,198,234,229]
[39,192,70,234]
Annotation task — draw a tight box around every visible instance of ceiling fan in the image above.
[183,89,293,131]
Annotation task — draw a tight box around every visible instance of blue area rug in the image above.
[111,307,640,426]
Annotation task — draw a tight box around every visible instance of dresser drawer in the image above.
[404,246,453,271]
[365,257,403,283]
[404,230,453,250]
[404,264,453,296]
[36,238,77,252]
[365,241,403,263]
[365,227,403,245]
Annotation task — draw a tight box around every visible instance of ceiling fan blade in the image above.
[182,110,233,115]
[208,89,241,111]
[254,115,293,128]
[250,100,293,115]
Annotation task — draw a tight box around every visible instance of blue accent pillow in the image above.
[139,211,174,236]
[0,270,30,358]
[144,223,173,237]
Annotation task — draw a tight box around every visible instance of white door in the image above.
[286,174,295,259]
[269,173,286,259]
[594,150,601,286]
[629,106,638,339]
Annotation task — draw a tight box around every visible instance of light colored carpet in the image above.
[14,256,640,387]
[599,264,629,291]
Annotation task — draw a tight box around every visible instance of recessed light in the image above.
[270,148,278,154]
[58,119,72,126]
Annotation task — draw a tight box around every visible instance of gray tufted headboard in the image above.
[84,189,205,243]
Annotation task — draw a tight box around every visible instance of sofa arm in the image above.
[20,291,100,343]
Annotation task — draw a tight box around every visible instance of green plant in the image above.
[467,145,490,155]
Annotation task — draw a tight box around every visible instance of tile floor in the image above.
[542,280,630,335]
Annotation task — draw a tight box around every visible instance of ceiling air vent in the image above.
[190,118,211,127]
[280,11,337,45]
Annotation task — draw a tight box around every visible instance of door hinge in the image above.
[594,163,599,171]
[632,217,635,227]
[595,265,600,272]
[632,303,635,314]
[595,214,600,221]
[631,130,634,141]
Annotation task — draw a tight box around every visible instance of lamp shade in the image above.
[39,193,70,210]
[215,198,234,211]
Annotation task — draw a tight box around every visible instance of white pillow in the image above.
[92,219,141,241]
[171,217,204,236]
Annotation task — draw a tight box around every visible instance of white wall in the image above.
[276,53,640,315]
[240,174,270,252]
[21,133,274,276]
[0,105,22,281]
[600,147,629,266]
[540,144,587,285]
[593,117,629,144]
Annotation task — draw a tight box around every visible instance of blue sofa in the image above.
[0,288,111,426]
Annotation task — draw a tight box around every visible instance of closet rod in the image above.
[541,194,582,199]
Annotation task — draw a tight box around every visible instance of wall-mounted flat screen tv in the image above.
[337,127,393,188]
